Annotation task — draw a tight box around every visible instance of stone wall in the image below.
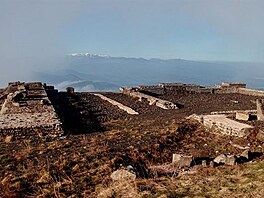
[0,112,63,139]
[0,82,63,139]
[191,114,254,137]
[139,85,165,95]
[238,88,264,97]
[256,99,264,121]
[93,93,139,115]
[159,83,202,93]
[121,82,262,97]
[121,88,178,110]
[0,125,61,140]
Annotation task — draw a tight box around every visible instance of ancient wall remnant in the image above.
[235,112,252,121]
[0,82,63,139]
[238,88,264,97]
[256,99,264,121]
[66,87,75,93]
[210,110,257,116]
[217,82,246,89]
[191,114,254,137]
[139,85,164,95]
[93,93,139,115]
[121,81,257,97]
[120,87,178,110]
[158,83,204,94]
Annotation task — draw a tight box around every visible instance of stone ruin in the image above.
[1,80,264,140]
[189,98,264,138]
[0,82,63,139]
[256,99,264,121]
[119,82,252,110]
[120,87,178,110]
[121,81,255,96]
[195,114,254,137]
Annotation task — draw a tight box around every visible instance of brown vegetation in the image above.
[1,85,264,197]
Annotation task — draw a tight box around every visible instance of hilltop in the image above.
[1,81,264,197]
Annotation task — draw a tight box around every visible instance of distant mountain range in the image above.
[68,53,111,58]
[34,53,264,91]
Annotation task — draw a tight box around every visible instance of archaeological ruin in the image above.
[0,82,63,139]
[1,81,264,140]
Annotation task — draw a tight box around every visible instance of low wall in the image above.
[210,110,256,115]
[203,115,253,137]
[93,93,139,115]
[0,112,63,139]
[191,114,254,137]
[238,88,264,97]
[123,90,178,110]
[0,125,62,140]
[139,86,165,95]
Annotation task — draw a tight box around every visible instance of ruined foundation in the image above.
[120,87,178,109]
[0,82,63,139]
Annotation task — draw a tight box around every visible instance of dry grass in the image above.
[134,160,264,197]
[1,119,264,197]
[96,181,141,198]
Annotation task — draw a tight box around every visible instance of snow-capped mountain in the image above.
[68,53,110,58]
[31,54,264,92]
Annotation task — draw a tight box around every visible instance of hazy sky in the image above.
[0,0,264,85]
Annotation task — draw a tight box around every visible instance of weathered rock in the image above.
[240,150,249,160]
[172,154,181,163]
[236,112,250,121]
[110,169,136,182]
[4,135,13,143]
[225,155,236,165]
[172,154,193,168]
[257,130,264,142]
[202,160,207,167]
[213,154,227,164]
[149,164,179,177]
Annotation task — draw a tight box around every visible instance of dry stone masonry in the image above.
[93,93,139,115]
[1,80,264,140]
[0,82,63,139]
[120,87,178,109]
[192,114,254,137]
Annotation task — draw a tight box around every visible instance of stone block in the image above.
[172,154,181,163]
[110,169,136,181]
[213,154,227,164]
[257,130,264,142]
[225,155,236,166]
[236,112,250,121]
[240,150,249,160]
[172,154,193,168]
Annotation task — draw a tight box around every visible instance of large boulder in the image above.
[110,169,136,182]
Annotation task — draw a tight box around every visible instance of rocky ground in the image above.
[1,90,264,197]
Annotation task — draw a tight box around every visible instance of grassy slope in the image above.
[97,161,264,197]
[1,119,264,197]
